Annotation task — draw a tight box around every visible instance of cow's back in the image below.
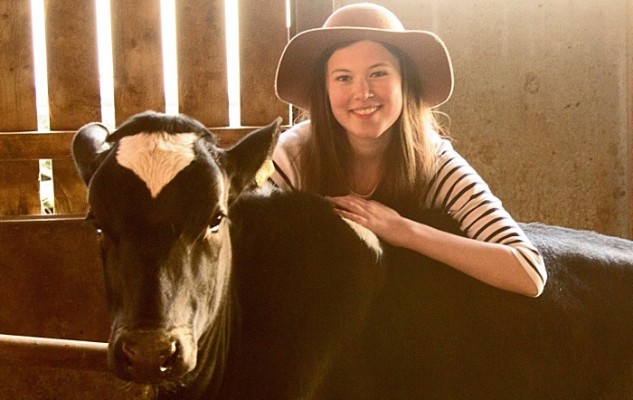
[362,218,633,399]
[208,192,633,399]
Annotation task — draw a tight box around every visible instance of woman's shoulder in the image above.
[279,120,312,146]
[431,133,457,156]
[275,120,312,163]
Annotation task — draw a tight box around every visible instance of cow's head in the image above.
[72,111,280,385]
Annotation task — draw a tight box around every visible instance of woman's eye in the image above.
[370,70,388,78]
[334,75,351,82]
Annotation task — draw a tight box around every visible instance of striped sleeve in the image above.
[425,140,547,287]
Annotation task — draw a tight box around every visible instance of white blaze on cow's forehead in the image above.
[341,217,383,260]
[116,132,198,198]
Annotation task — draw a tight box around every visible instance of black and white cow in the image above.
[73,111,633,399]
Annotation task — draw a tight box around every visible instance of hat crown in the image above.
[323,3,405,31]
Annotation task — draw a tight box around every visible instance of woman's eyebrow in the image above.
[329,62,393,75]
[368,61,395,69]
[329,67,351,75]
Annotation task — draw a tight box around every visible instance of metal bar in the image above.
[0,334,109,372]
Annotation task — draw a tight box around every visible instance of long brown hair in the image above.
[299,40,444,208]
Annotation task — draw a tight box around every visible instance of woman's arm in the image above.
[327,195,544,297]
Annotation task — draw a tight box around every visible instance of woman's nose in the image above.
[353,78,373,100]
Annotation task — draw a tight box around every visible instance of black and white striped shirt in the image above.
[427,140,546,287]
[271,122,547,288]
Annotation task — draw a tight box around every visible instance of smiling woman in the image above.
[270,3,547,297]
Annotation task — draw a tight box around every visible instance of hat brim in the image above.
[275,27,454,111]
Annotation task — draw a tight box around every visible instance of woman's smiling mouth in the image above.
[352,106,380,116]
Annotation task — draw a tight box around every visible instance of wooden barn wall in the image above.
[342,0,633,239]
[0,0,290,217]
[0,218,153,400]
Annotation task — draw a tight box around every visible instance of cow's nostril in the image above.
[121,341,137,368]
[159,340,179,374]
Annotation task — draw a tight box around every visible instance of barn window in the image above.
[30,0,53,213]
[225,0,241,127]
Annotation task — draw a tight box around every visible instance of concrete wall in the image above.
[343,0,632,238]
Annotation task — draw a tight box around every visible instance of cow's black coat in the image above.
[218,191,633,400]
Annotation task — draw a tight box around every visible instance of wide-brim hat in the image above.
[275,2,454,111]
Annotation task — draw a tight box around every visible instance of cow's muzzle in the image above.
[110,327,196,384]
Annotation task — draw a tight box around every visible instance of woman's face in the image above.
[326,40,403,142]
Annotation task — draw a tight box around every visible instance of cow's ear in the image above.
[223,117,282,201]
[72,123,113,185]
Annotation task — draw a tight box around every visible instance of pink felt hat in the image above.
[275,3,454,111]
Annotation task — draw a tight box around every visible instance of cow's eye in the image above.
[86,212,104,236]
[208,213,225,234]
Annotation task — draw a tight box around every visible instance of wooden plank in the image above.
[0,217,152,398]
[0,0,37,131]
[212,126,268,147]
[0,128,258,161]
[0,334,107,372]
[0,365,151,399]
[0,217,109,339]
[0,131,86,216]
[176,0,229,127]
[0,127,262,161]
[45,0,101,130]
[52,158,88,215]
[0,160,41,215]
[110,0,165,126]
[0,131,74,160]
[0,127,257,216]
[239,0,290,126]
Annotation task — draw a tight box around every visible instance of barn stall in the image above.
[0,0,631,398]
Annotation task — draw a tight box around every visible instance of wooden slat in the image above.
[0,128,258,161]
[176,0,229,127]
[0,160,40,215]
[0,127,259,160]
[0,334,108,372]
[45,0,101,130]
[110,0,165,126]
[0,131,74,160]
[52,158,88,214]
[0,128,257,216]
[0,0,37,131]
[212,126,268,147]
[0,217,109,339]
[239,0,290,126]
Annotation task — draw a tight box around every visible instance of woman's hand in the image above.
[325,195,408,247]
[326,195,541,296]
